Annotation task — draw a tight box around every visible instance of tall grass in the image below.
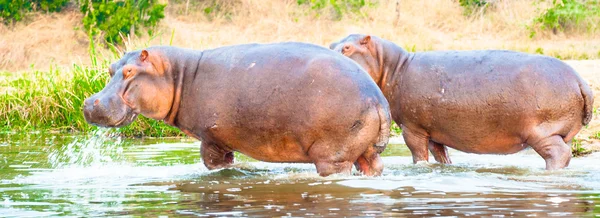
[0,58,183,137]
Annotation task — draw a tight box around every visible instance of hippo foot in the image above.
[201,142,235,170]
[529,135,571,170]
[428,141,452,164]
[353,147,384,176]
[414,160,429,165]
[314,161,353,177]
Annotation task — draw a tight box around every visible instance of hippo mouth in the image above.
[112,111,139,128]
[85,107,139,128]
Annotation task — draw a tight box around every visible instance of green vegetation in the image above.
[458,0,492,16]
[571,138,591,156]
[297,0,373,19]
[0,56,182,137]
[0,0,68,24]
[391,121,402,136]
[1,0,166,45]
[80,0,166,45]
[530,0,600,37]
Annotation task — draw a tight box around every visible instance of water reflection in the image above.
[0,132,599,217]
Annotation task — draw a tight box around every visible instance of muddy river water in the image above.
[1,131,599,217]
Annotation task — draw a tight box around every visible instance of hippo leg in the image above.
[402,125,430,163]
[200,142,234,170]
[529,135,571,170]
[308,143,354,176]
[354,146,384,176]
[313,161,354,177]
[428,141,452,164]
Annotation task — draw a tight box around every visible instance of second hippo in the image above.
[330,34,593,170]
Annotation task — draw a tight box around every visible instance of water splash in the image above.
[46,129,126,168]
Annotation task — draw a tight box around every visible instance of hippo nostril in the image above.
[94,99,100,106]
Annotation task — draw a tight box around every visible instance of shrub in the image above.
[571,138,591,157]
[458,0,492,16]
[35,0,69,12]
[531,0,600,37]
[79,0,166,45]
[297,0,372,20]
[0,0,68,24]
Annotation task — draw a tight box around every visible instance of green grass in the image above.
[571,138,591,157]
[0,61,183,137]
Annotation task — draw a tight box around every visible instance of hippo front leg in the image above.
[200,142,234,170]
[528,135,571,170]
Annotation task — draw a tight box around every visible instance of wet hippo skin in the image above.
[330,34,593,170]
[83,43,392,176]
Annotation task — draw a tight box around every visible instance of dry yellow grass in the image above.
[1,0,599,72]
[0,10,88,71]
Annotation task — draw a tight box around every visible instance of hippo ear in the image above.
[140,50,149,62]
[329,42,337,50]
[360,35,371,45]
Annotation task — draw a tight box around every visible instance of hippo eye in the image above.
[343,45,351,52]
[123,68,134,79]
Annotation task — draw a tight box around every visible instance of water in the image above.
[1,132,599,217]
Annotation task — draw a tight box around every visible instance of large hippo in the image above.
[83,43,391,176]
[330,34,593,170]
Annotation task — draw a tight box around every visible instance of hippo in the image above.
[83,43,391,176]
[330,34,593,170]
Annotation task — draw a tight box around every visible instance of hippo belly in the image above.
[429,131,528,155]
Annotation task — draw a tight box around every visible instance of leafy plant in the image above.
[297,0,372,20]
[0,0,68,24]
[79,0,166,45]
[571,138,591,157]
[200,0,238,21]
[391,121,402,136]
[35,0,70,12]
[530,0,600,37]
[458,0,491,16]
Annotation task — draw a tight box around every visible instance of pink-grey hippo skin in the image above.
[82,43,392,176]
[330,34,594,170]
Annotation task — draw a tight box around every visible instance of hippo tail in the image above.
[579,80,594,126]
[374,103,392,153]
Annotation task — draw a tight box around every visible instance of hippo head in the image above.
[83,50,174,128]
[329,34,383,86]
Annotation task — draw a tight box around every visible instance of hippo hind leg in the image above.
[308,141,355,177]
[428,141,452,164]
[528,135,571,170]
[354,146,384,176]
[200,142,234,170]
